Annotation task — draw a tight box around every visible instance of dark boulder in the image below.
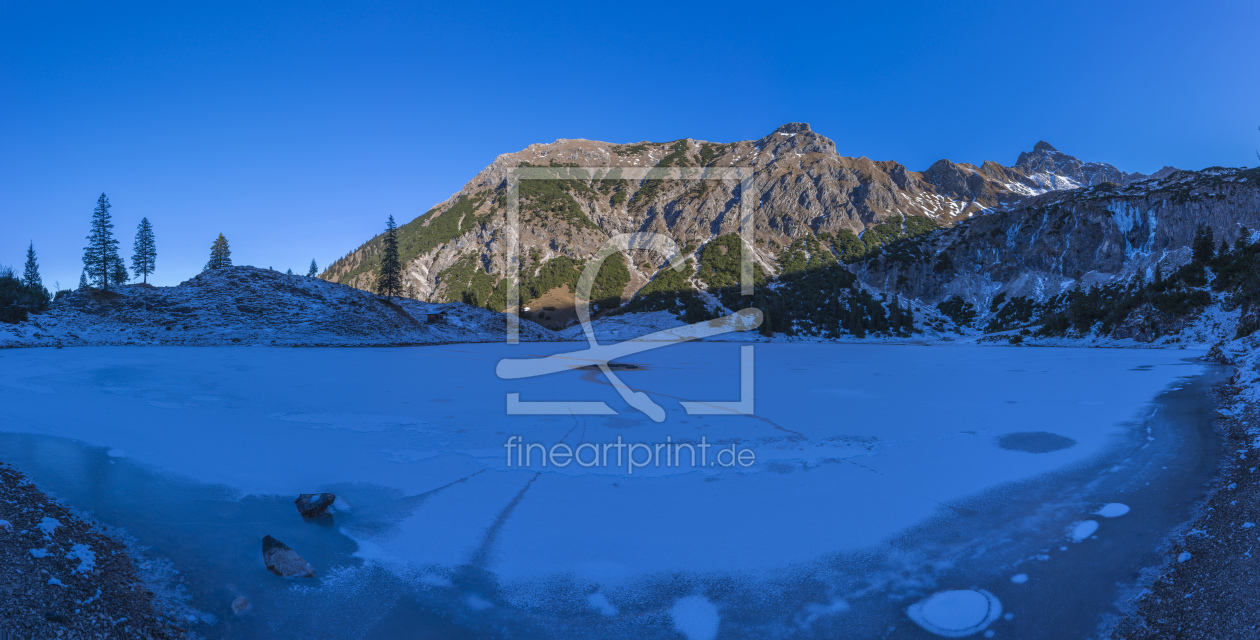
[261,535,314,578]
[294,493,336,518]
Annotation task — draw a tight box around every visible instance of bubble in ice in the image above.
[907,589,1002,638]
[670,595,720,640]
[1069,520,1099,542]
[1095,503,1130,518]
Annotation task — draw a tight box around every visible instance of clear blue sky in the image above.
[3,0,1258,288]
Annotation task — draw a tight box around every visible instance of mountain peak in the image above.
[773,122,812,135]
[1032,141,1058,153]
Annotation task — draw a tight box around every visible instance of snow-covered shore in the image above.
[0,266,559,349]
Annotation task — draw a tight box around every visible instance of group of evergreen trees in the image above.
[75,192,324,290]
[81,193,158,290]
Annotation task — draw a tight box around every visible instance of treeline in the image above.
[615,233,917,338]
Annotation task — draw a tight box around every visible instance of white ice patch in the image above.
[801,598,851,626]
[1069,520,1099,542]
[1010,574,1029,584]
[587,592,618,616]
[1095,503,1131,518]
[48,577,64,587]
[29,548,48,558]
[66,543,96,574]
[1178,551,1192,563]
[37,517,60,538]
[0,519,11,532]
[907,589,1003,638]
[670,595,720,640]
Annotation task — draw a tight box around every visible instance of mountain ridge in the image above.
[323,123,1154,319]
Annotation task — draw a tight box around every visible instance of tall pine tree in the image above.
[376,216,402,300]
[307,259,318,277]
[82,193,120,290]
[23,243,42,292]
[132,217,157,283]
[205,234,232,271]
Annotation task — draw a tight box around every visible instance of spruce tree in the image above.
[23,242,42,293]
[205,234,232,271]
[111,254,130,285]
[78,270,88,290]
[286,268,293,275]
[132,217,157,284]
[307,259,318,278]
[1191,224,1214,264]
[82,193,120,290]
[376,215,402,300]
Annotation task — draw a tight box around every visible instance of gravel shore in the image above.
[0,463,194,640]
[1111,372,1260,639]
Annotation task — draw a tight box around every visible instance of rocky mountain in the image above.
[322,123,1148,321]
[861,166,1260,305]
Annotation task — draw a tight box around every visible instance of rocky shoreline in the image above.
[0,463,194,640]
[1111,356,1260,639]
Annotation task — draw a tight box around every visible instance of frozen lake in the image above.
[0,344,1220,639]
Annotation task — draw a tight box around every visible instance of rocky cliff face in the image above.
[859,167,1260,309]
[323,123,1141,310]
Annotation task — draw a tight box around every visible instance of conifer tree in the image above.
[111,254,130,285]
[205,234,232,271]
[376,215,402,300]
[286,268,293,275]
[78,270,88,290]
[1191,224,1214,264]
[307,259,318,278]
[132,217,157,283]
[82,193,120,290]
[23,242,42,293]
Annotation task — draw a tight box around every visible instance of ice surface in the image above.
[0,343,1205,635]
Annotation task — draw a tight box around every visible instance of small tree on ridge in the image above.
[376,216,401,300]
[206,233,232,271]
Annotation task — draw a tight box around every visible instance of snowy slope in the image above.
[0,266,560,348]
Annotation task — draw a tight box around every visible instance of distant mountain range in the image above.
[319,123,1260,344]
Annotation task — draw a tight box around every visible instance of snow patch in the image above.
[67,543,97,574]
[37,517,60,538]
